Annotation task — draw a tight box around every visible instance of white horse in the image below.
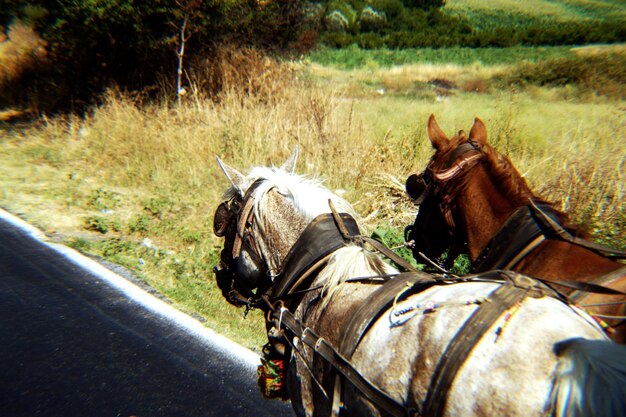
[213,148,626,417]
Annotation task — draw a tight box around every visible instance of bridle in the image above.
[405,140,483,267]
[213,179,272,307]
[406,140,483,228]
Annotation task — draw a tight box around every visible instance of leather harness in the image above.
[257,211,565,417]
[473,200,626,273]
[472,202,563,272]
[270,212,361,301]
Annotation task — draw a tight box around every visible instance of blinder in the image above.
[213,180,271,307]
[405,170,435,205]
[214,198,239,237]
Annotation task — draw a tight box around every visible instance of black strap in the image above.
[339,272,436,359]
[473,202,626,274]
[556,265,626,302]
[473,204,552,272]
[529,200,626,259]
[543,277,626,297]
[422,275,529,417]
[328,200,419,273]
[363,236,420,273]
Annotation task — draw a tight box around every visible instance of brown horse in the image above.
[405,114,626,343]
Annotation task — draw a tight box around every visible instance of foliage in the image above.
[2,0,308,112]
[500,51,626,99]
[308,44,575,69]
[371,225,421,270]
[402,0,446,8]
[314,0,625,49]
[85,215,121,234]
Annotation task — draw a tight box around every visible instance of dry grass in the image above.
[572,44,626,56]
[308,62,507,97]
[0,23,44,78]
[1,52,624,349]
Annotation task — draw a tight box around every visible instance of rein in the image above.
[261,294,419,417]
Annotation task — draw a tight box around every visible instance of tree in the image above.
[402,0,446,9]
[5,0,308,111]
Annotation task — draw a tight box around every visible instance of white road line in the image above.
[0,208,261,369]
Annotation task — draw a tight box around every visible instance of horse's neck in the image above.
[456,168,520,261]
[457,168,622,280]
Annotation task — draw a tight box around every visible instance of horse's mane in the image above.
[319,246,397,309]
[247,166,355,222]
[481,145,539,207]
[480,144,589,236]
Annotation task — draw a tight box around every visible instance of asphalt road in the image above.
[0,211,293,417]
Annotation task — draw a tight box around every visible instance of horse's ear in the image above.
[280,145,299,173]
[216,156,246,192]
[469,117,488,146]
[427,114,449,151]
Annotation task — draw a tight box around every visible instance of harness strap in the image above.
[329,200,419,273]
[473,202,626,287]
[422,273,530,417]
[232,180,267,261]
[434,151,482,181]
[529,200,626,259]
[339,272,437,359]
[362,236,420,273]
[472,203,557,272]
[262,297,415,417]
[567,265,626,302]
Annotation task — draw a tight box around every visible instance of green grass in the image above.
[308,44,577,69]
[446,0,626,24]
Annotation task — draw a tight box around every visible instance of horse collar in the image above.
[270,212,361,301]
[472,202,560,272]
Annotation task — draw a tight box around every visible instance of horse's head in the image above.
[405,114,535,266]
[213,147,355,307]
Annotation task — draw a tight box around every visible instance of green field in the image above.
[447,0,626,23]
[308,45,576,68]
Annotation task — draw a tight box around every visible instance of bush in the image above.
[358,6,387,32]
[500,51,626,99]
[402,0,446,8]
[324,9,351,32]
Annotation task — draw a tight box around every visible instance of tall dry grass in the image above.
[1,52,624,348]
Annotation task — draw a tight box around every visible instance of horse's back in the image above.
[347,281,607,417]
